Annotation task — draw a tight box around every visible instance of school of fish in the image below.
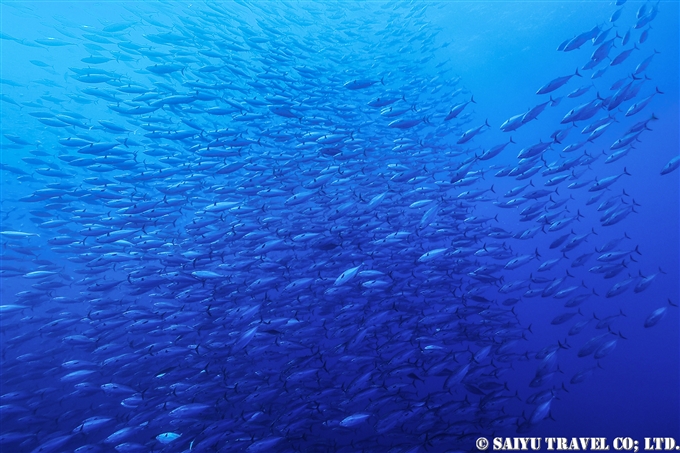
[0,1,677,452]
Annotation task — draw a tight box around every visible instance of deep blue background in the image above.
[1,1,678,451]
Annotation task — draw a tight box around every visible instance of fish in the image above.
[607,276,637,297]
[563,25,601,51]
[500,112,528,132]
[0,2,675,451]
[644,307,667,328]
[344,78,383,90]
[445,96,475,121]
[588,168,632,191]
[634,268,665,293]
[0,230,40,238]
[457,119,490,144]
[660,156,680,175]
[625,87,663,117]
[334,265,362,286]
[156,432,182,444]
[634,50,661,75]
[522,98,556,123]
[536,69,581,95]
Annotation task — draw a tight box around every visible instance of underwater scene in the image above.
[0,1,679,452]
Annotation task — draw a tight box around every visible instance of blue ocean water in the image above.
[0,1,678,452]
